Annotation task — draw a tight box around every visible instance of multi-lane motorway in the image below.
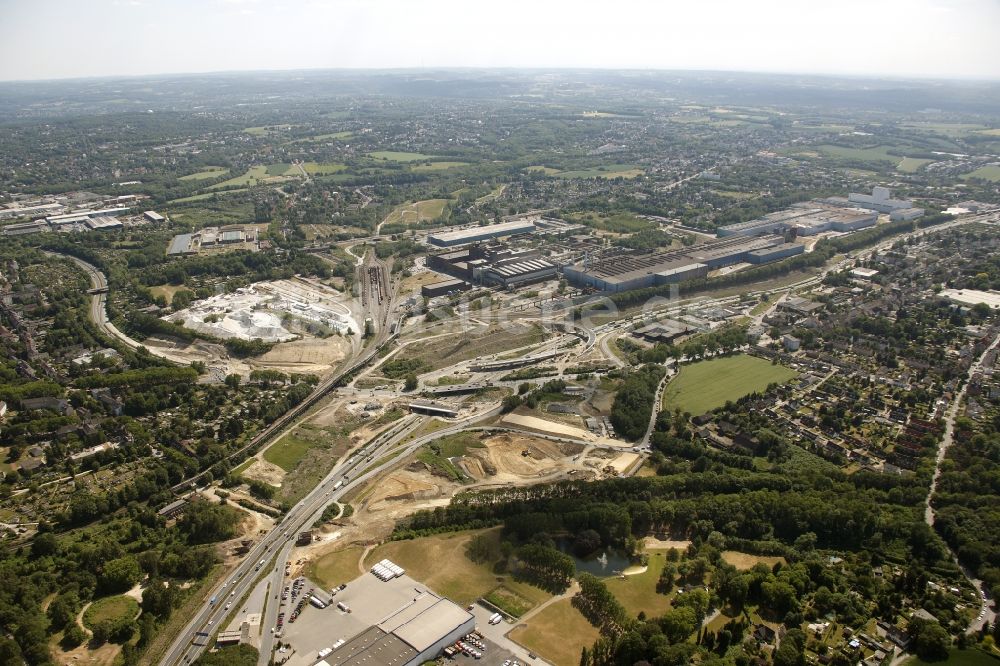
[163,406,501,666]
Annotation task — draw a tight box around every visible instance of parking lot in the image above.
[448,634,521,666]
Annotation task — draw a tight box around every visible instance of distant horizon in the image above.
[2,64,999,87]
[2,0,998,83]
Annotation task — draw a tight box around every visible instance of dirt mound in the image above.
[250,337,349,375]
[465,433,580,480]
[366,470,443,511]
[241,458,285,486]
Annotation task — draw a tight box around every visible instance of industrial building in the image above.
[717,204,877,238]
[563,236,784,293]
[426,244,558,288]
[716,208,819,237]
[421,278,470,298]
[294,571,475,666]
[166,225,259,256]
[143,210,166,223]
[889,207,925,222]
[746,242,805,263]
[848,186,914,213]
[427,220,535,247]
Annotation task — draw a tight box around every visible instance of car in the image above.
[222,582,227,588]
[207,620,213,626]
[225,602,231,610]
[230,590,236,597]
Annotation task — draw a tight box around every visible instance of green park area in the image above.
[897,157,931,173]
[556,164,643,179]
[663,354,798,416]
[305,545,365,588]
[603,549,675,617]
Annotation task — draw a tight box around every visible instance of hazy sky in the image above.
[1,0,998,81]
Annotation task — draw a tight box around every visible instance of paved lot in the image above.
[450,635,520,666]
[469,605,551,666]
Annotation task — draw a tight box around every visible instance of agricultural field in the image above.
[508,599,600,666]
[265,163,296,176]
[812,144,900,164]
[166,188,251,204]
[410,161,469,172]
[368,150,437,162]
[178,166,229,181]
[662,354,798,415]
[964,165,1000,182]
[382,198,450,225]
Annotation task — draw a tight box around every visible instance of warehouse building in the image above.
[143,210,166,223]
[478,258,558,288]
[564,236,783,292]
[889,207,925,222]
[848,186,914,213]
[421,278,470,298]
[716,208,819,237]
[300,571,475,666]
[427,220,535,247]
[746,242,805,263]
[426,244,556,288]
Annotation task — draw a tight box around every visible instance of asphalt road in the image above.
[162,406,501,666]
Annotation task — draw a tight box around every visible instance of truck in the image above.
[337,601,351,613]
[489,612,503,625]
[318,648,332,659]
[333,480,344,490]
[255,558,265,571]
[310,596,326,609]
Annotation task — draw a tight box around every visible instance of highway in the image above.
[162,406,501,666]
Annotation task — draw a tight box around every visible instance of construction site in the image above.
[164,279,359,342]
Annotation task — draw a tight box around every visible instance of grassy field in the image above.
[897,157,932,173]
[721,551,785,570]
[167,188,250,204]
[603,549,674,617]
[814,144,900,163]
[262,432,315,472]
[524,166,561,175]
[556,164,643,179]
[662,354,798,415]
[369,151,436,162]
[411,161,469,172]
[148,284,188,302]
[179,166,229,181]
[302,162,347,175]
[364,529,502,604]
[964,165,1000,182]
[508,599,600,666]
[83,596,139,629]
[905,648,1000,666]
[265,163,295,176]
[206,164,302,190]
[362,527,552,613]
[383,198,450,225]
[305,546,364,589]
